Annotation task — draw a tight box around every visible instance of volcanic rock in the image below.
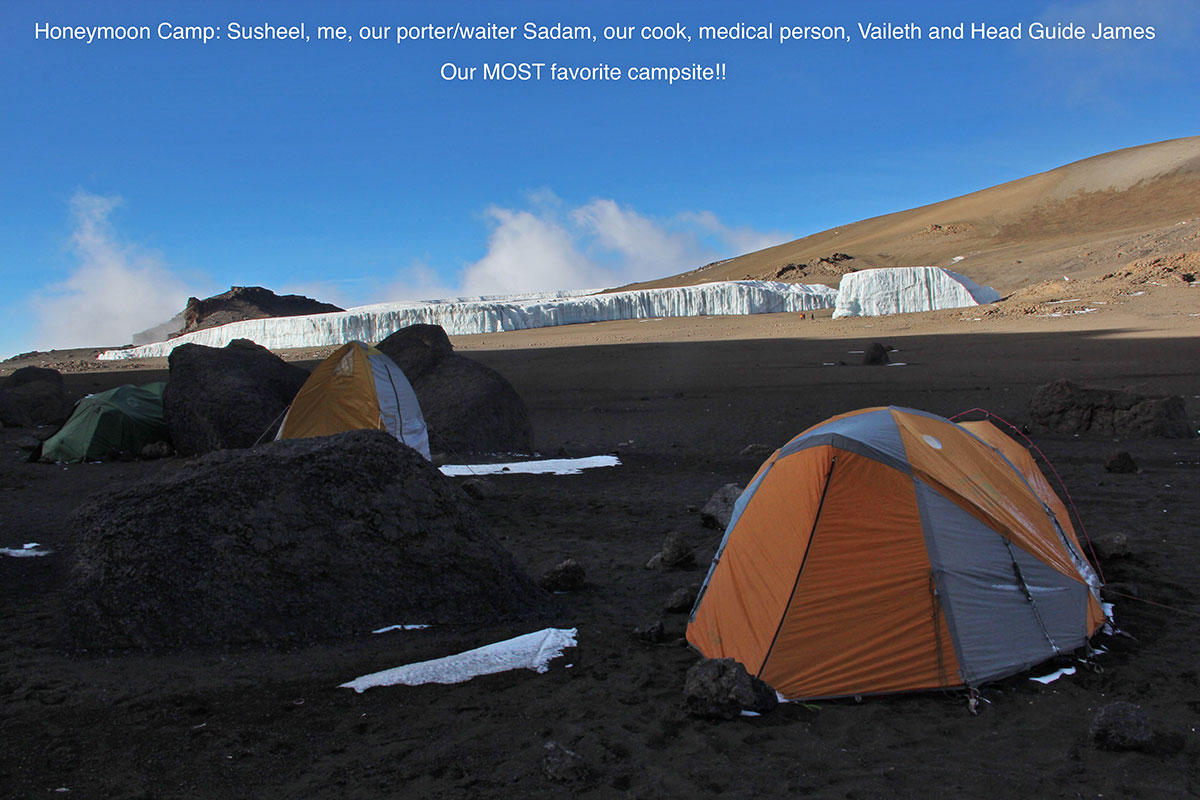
[683,658,778,720]
[0,367,69,427]
[459,476,499,499]
[376,325,533,455]
[178,286,342,336]
[4,366,65,392]
[0,391,31,428]
[1029,379,1193,438]
[542,741,591,783]
[139,441,173,460]
[64,429,543,649]
[163,339,309,455]
[539,558,586,592]
[863,342,891,365]
[633,620,667,644]
[665,585,700,613]
[1090,533,1131,562]
[1090,702,1154,751]
[375,324,453,381]
[701,484,742,530]
[658,531,694,568]
[1104,451,1139,473]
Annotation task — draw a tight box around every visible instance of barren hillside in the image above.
[627,137,1200,295]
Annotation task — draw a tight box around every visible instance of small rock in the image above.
[659,531,694,568]
[633,620,666,643]
[645,553,665,570]
[739,443,773,458]
[139,441,174,460]
[665,585,699,613]
[539,558,585,592]
[14,434,43,452]
[1090,533,1131,562]
[1090,702,1153,751]
[1104,451,1138,473]
[684,658,778,720]
[701,484,742,530]
[459,477,498,499]
[863,342,890,365]
[542,740,590,783]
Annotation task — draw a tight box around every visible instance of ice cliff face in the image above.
[98,281,837,360]
[832,267,1000,318]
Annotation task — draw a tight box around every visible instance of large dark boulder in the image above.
[376,325,533,455]
[0,391,31,427]
[163,339,309,455]
[4,366,65,392]
[1029,379,1193,439]
[377,323,454,381]
[0,367,69,427]
[64,429,544,649]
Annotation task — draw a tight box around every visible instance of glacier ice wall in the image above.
[832,267,1000,318]
[98,281,837,360]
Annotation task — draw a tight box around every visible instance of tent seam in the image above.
[757,454,837,680]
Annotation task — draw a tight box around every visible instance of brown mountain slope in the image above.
[626,136,1200,295]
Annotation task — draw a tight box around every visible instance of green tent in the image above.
[39,383,169,463]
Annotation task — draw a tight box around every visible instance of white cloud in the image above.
[376,262,462,305]
[677,210,791,256]
[571,199,701,277]
[442,193,791,296]
[32,192,210,349]
[459,206,608,295]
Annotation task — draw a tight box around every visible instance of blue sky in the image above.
[1,0,1197,355]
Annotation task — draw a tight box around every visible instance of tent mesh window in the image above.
[334,349,355,376]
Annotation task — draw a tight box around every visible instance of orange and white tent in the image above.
[277,341,430,460]
[687,406,1104,700]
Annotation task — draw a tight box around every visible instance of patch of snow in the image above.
[2,545,53,557]
[99,281,838,359]
[372,624,431,634]
[1030,666,1076,684]
[339,627,577,692]
[832,267,1000,318]
[439,455,620,476]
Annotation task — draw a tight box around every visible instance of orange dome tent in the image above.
[277,341,430,460]
[686,406,1104,700]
